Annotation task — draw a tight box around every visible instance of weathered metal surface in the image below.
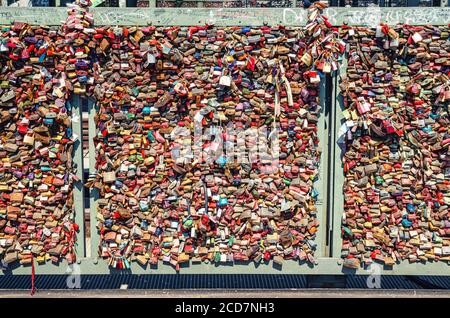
[0,7,449,26]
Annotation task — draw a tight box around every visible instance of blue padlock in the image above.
[216,156,227,167]
[218,197,228,207]
[142,106,151,115]
[430,113,439,120]
[147,130,155,142]
[406,203,416,213]
[38,52,46,63]
[401,216,413,228]
[422,126,432,134]
[65,100,72,112]
[123,258,130,269]
[139,201,149,212]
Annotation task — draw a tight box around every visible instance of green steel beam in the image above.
[88,98,100,262]
[1,257,448,275]
[331,58,347,259]
[0,7,449,26]
[72,95,86,260]
[315,77,329,258]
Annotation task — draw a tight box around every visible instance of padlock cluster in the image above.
[339,25,450,268]
[0,1,352,269]
[0,0,96,267]
[63,0,96,94]
[87,3,342,269]
[0,22,79,266]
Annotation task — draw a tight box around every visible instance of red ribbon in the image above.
[30,254,36,296]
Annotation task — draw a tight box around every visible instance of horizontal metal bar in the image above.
[1,257,448,275]
[0,7,449,26]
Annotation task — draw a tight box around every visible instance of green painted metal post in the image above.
[330,57,346,259]
[314,76,329,258]
[88,99,100,262]
[72,95,86,260]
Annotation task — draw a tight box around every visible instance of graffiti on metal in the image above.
[91,8,288,25]
[88,7,450,26]
[0,8,67,25]
[325,7,450,26]
[0,7,449,26]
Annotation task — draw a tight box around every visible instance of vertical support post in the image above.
[292,0,297,7]
[72,95,86,259]
[88,99,100,262]
[197,0,203,7]
[315,75,329,258]
[325,74,335,257]
[148,0,156,6]
[55,0,61,6]
[330,56,347,258]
